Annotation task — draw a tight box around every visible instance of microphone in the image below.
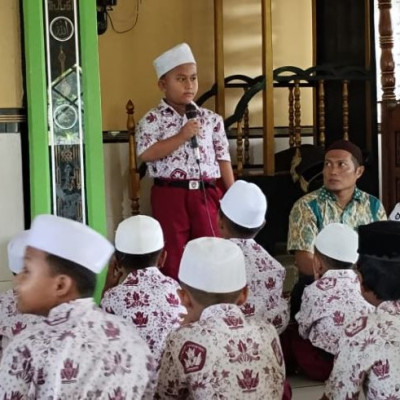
[185,103,200,163]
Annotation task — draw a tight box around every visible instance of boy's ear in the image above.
[177,287,193,309]
[236,286,248,306]
[53,274,75,299]
[158,78,166,92]
[157,249,167,269]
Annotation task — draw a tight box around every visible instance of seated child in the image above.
[101,215,185,363]
[218,180,289,333]
[0,215,156,399]
[155,237,286,399]
[294,223,374,381]
[0,231,42,360]
[322,221,400,399]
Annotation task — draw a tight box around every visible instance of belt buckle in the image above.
[189,180,200,190]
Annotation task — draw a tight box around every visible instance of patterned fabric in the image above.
[0,289,42,361]
[136,99,231,179]
[101,267,185,363]
[230,239,289,334]
[295,269,374,354]
[0,298,156,399]
[155,303,285,399]
[324,300,400,399]
[287,186,386,253]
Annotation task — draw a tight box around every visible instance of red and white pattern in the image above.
[230,239,289,334]
[324,300,400,399]
[0,289,42,361]
[136,100,231,179]
[296,269,374,355]
[155,304,285,399]
[0,298,156,399]
[101,267,185,363]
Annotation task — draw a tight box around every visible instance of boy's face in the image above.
[158,63,198,107]
[15,246,59,316]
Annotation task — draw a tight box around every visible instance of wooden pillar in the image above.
[214,0,225,117]
[261,0,275,175]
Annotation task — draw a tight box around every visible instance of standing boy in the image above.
[0,215,156,399]
[218,180,289,333]
[155,237,285,399]
[136,43,234,279]
[322,221,400,399]
[101,215,185,364]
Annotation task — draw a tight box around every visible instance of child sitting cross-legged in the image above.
[322,221,400,399]
[101,215,185,364]
[218,180,289,333]
[293,223,374,381]
[155,237,287,399]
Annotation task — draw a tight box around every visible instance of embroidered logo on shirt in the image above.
[179,341,206,374]
[345,316,368,337]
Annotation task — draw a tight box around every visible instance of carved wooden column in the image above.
[378,0,400,211]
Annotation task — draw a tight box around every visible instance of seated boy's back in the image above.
[297,268,374,354]
[231,238,289,333]
[219,181,289,333]
[102,266,184,362]
[155,237,285,400]
[101,215,185,363]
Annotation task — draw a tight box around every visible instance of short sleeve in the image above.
[211,114,231,162]
[136,111,160,157]
[287,198,319,253]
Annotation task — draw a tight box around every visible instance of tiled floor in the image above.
[289,374,324,399]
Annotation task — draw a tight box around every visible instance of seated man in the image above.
[293,223,374,381]
[322,221,400,399]
[287,139,386,317]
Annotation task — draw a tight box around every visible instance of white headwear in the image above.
[115,215,164,255]
[7,230,30,274]
[27,214,114,273]
[314,223,359,263]
[178,237,246,293]
[220,180,267,228]
[153,43,196,79]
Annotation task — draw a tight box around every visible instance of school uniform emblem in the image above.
[179,341,206,374]
[345,315,368,337]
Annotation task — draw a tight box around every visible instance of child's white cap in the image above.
[27,214,114,273]
[115,215,164,255]
[178,237,246,293]
[314,223,358,263]
[153,43,196,79]
[220,180,267,228]
[7,230,30,274]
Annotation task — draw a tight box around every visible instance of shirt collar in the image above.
[159,99,199,118]
[200,303,244,322]
[322,269,357,279]
[46,298,95,321]
[377,300,400,315]
[318,186,362,203]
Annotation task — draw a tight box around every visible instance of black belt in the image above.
[154,178,216,190]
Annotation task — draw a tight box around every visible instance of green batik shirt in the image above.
[287,186,387,253]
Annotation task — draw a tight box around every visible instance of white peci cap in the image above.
[178,237,246,293]
[220,180,267,228]
[27,214,114,273]
[7,230,30,274]
[153,43,196,79]
[314,223,359,264]
[115,215,164,255]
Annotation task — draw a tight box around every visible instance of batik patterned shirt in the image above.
[230,239,289,334]
[155,304,285,400]
[324,300,400,400]
[0,298,156,399]
[101,267,185,363]
[296,269,374,354]
[136,99,231,179]
[0,289,42,360]
[288,186,386,253]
